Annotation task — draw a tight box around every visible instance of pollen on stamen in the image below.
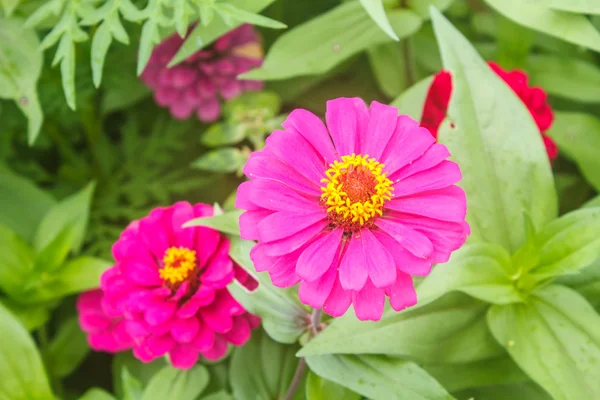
[159,246,197,285]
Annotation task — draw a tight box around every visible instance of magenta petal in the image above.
[177,298,203,318]
[382,117,434,175]
[235,181,260,211]
[201,240,234,285]
[282,109,336,163]
[222,316,251,345]
[392,143,450,181]
[387,186,467,222]
[385,272,417,312]
[171,317,200,343]
[325,97,369,155]
[139,210,171,260]
[125,320,149,339]
[361,229,396,288]
[240,210,273,241]
[200,307,233,333]
[246,179,321,213]
[170,344,200,369]
[170,201,196,249]
[197,99,221,122]
[257,211,325,243]
[122,261,161,287]
[298,263,337,308]
[338,234,368,291]
[146,334,175,357]
[170,101,194,120]
[201,336,228,361]
[144,301,177,326]
[373,231,433,276]
[296,228,343,281]
[361,101,398,160]
[133,343,155,362]
[323,277,352,317]
[263,220,327,257]
[376,218,433,259]
[393,161,462,197]
[352,280,385,321]
[192,323,215,351]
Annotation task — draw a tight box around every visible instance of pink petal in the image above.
[373,231,433,276]
[197,98,221,122]
[376,218,433,259]
[192,323,215,351]
[177,296,211,318]
[201,241,234,286]
[125,320,149,339]
[323,278,352,317]
[385,272,417,312]
[391,143,450,181]
[262,220,328,257]
[200,307,233,333]
[197,77,217,98]
[239,210,275,241]
[235,181,260,211]
[146,334,175,357]
[352,280,385,321]
[338,234,368,291]
[361,101,398,160]
[361,229,396,288]
[245,179,321,213]
[387,186,466,222]
[171,317,200,343]
[122,261,161,287]
[139,210,171,260]
[201,336,228,361]
[154,87,178,106]
[257,211,326,243]
[222,316,251,345]
[251,244,304,287]
[393,161,462,197]
[282,109,336,164]
[298,262,337,308]
[133,342,155,362]
[170,201,196,249]
[381,116,434,175]
[220,80,242,100]
[170,344,200,369]
[325,98,369,155]
[170,101,194,120]
[266,130,327,184]
[171,66,197,88]
[79,312,111,331]
[144,301,177,326]
[296,228,343,281]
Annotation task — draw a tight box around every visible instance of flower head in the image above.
[236,98,469,321]
[79,202,260,369]
[141,24,264,122]
[421,62,557,160]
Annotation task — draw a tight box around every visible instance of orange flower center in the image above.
[160,247,197,285]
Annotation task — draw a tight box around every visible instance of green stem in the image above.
[80,101,106,182]
[38,325,65,398]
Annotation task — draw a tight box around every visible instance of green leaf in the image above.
[368,42,405,98]
[33,181,95,254]
[183,209,242,236]
[1,0,21,16]
[305,354,453,400]
[200,392,233,400]
[46,317,89,379]
[136,18,159,76]
[306,370,361,400]
[558,258,600,310]
[430,8,557,252]
[359,0,399,41]
[528,55,600,103]
[417,243,521,306]
[79,389,117,400]
[230,329,303,400]
[408,0,454,19]
[1,299,50,331]
[0,302,54,400]
[216,4,287,29]
[228,237,308,344]
[298,293,503,364]
[389,75,433,120]
[241,2,421,80]
[141,365,209,400]
[55,35,77,110]
[201,123,247,147]
[456,382,551,400]
[34,223,78,273]
[191,148,247,174]
[223,91,281,120]
[483,0,600,53]
[547,112,600,191]
[547,0,600,14]
[112,353,167,398]
[0,17,44,143]
[121,368,143,400]
[91,21,113,88]
[495,15,534,69]
[487,284,600,400]
[0,224,35,298]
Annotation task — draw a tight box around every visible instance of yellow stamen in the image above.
[159,247,197,285]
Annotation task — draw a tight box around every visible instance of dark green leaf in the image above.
[408,0,454,19]
[368,42,405,98]
[455,382,551,400]
[46,317,89,378]
[359,0,399,40]
[389,75,433,120]
[183,209,242,236]
[141,365,209,400]
[200,391,233,400]
[0,224,35,298]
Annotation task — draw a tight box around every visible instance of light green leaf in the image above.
[230,330,303,400]
[79,389,117,400]
[223,90,281,120]
[33,182,95,254]
[547,0,600,14]
[241,2,421,80]
[91,21,113,88]
[1,0,21,16]
[390,75,433,120]
[0,17,44,143]
[34,223,77,273]
[487,284,600,400]
[191,148,247,174]
[431,8,557,252]
[0,224,35,298]
[121,368,143,400]
[0,302,54,400]
[46,317,89,379]
[228,237,307,344]
[141,365,209,400]
[368,42,404,98]
[112,353,167,399]
[456,382,551,400]
[417,243,521,306]
[528,55,600,103]
[216,3,286,29]
[359,0,399,40]
[200,391,233,400]
[484,0,600,53]
[136,18,159,76]
[557,258,600,310]
[305,354,453,400]
[306,370,361,400]
[183,209,242,236]
[547,112,600,191]
[1,299,50,331]
[298,293,503,364]
[201,123,247,147]
[43,256,110,299]
[408,0,454,19]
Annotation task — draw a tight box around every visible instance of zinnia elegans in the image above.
[421,62,558,160]
[236,98,470,322]
[78,202,260,369]
[141,24,264,122]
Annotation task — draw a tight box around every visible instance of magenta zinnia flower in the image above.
[79,202,260,369]
[236,98,469,321]
[141,24,264,122]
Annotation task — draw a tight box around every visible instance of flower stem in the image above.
[399,0,415,87]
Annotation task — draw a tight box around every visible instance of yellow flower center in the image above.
[159,246,197,285]
[320,154,393,231]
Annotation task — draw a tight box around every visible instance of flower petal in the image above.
[298,262,337,308]
[246,179,321,213]
[170,201,196,249]
[325,97,369,156]
[361,228,396,288]
[352,280,385,321]
[144,301,177,326]
[361,101,398,160]
[222,316,251,345]
[373,231,433,276]
[391,143,450,182]
[392,161,462,197]
[296,228,343,282]
[382,116,434,175]
[171,317,200,343]
[338,234,368,291]
[323,278,352,317]
[257,211,326,243]
[283,109,336,163]
[263,220,328,257]
[376,218,433,259]
[170,344,200,369]
[385,272,417,312]
[386,186,467,222]
[240,210,274,241]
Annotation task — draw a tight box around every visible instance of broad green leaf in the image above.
[0,302,54,400]
[79,389,117,400]
[424,356,528,393]
[215,4,287,29]
[456,381,551,400]
[1,299,50,331]
[495,15,534,69]
[34,223,77,273]
[306,371,361,400]
[201,123,247,147]
[0,224,35,297]
[298,293,503,364]
[0,17,44,143]
[584,195,600,209]
[230,330,303,400]
[359,0,399,40]
[200,392,233,400]
[547,0,600,14]
[33,181,95,254]
[46,317,89,378]
[183,209,242,236]
[389,75,433,120]
[431,8,557,252]
[223,91,281,121]
[305,354,453,400]
[488,285,600,400]
[169,0,277,67]
[228,237,307,344]
[558,258,600,309]
[417,243,521,306]
[528,55,600,103]
[368,42,405,98]
[121,368,143,400]
[241,2,421,80]
[191,148,247,174]
[141,365,209,400]
[1,0,21,15]
[408,0,454,19]
[484,0,600,53]
[548,112,600,191]
[112,353,167,398]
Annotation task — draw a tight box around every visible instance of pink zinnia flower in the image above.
[141,24,264,122]
[79,202,260,369]
[236,98,469,322]
[421,62,557,161]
